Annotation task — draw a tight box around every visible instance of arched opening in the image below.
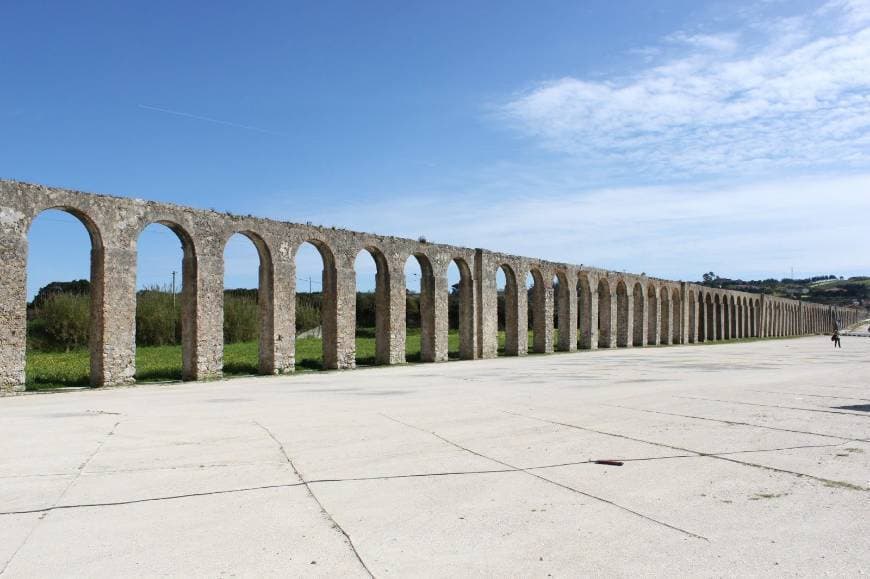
[354,247,391,366]
[671,288,681,344]
[25,208,102,389]
[659,287,670,344]
[714,295,723,340]
[294,241,334,370]
[597,278,612,348]
[134,222,194,382]
[497,264,520,356]
[647,285,658,345]
[222,232,273,376]
[688,290,697,343]
[577,273,592,349]
[527,268,547,353]
[405,253,436,362]
[448,258,474,359]
[616,281,629,347]
[633,283,645,346]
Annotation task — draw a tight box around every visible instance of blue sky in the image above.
[3,0,869,298]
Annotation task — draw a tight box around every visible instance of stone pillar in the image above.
[578,276,594,350]
[432,261,450,362]
[556,275,577,352]
[0,219,27,394]
[647,288,659,346]
[624,288,634,348]
[456,262,477,360]
[515,270,529,356]
[532,275,553,354]
[265,244,295,373]
[184,242,224,380]
[660,296,671,345]
[589,284,599,349]
[328,254,357,369]
[385,258,405,363]
[475,250,498,359]
[93,245,137,386]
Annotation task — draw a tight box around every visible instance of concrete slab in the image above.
[0,336,868,576]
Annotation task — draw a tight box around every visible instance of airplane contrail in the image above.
[137,104,286,137]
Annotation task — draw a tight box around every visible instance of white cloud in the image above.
[500,2,870,178]
[294,171,870,283]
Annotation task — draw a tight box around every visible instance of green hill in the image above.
[698,273,869,309]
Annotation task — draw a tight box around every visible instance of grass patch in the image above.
[25,328,478,391]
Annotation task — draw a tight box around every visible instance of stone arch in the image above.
[136,219,200,380]
[28,207,106,387]
[597,277,612,348]
[660,286,671,344]
[647,284,659,346]
[498,263,521,356]
[633,282,645,346]
[577,273,593,349]
[405,252,437,363]
[450,257,475,360]
[295,238,343,369]
[553,269,573,352]
[671,287,681,344]
[616,280,629,347]
[355,245,394,365]
[223,230,277,375]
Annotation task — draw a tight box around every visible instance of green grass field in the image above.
[24,328,512,391]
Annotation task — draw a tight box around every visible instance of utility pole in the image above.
[171,270,177,308]
[308,276,312,294]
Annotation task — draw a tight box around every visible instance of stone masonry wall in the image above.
[1,180,865,394]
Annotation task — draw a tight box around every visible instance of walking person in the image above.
[831,329,841,348]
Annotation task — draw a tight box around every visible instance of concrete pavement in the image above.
[1,336,869,576]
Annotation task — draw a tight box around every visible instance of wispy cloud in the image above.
[499,1,870,178]
[138,104,286,137]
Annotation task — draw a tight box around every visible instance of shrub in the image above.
[224,294,259,343]
[39,293,90,351]
[136,288,180,347]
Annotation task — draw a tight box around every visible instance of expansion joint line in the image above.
[0,420,122,577]
[504,410,869,493]
[600,403,868,443]
[378,413,709,542]
[253,421,374,578]
[674,396,870,418]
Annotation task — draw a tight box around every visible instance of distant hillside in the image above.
[698,273,870,308]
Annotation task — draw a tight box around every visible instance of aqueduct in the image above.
[0,180,864,394]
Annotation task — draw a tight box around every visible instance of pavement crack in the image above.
[253,420,374,578]
[603,404,867,443]
[379,413,709,542]
[675,396,870,418]
[747,390,870,403]
[0,420,121,576]
[504,410,869,493]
